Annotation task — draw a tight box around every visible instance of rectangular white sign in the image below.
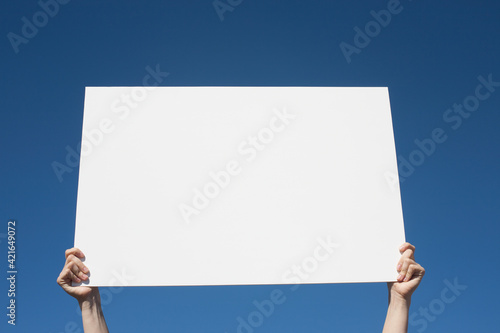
[74,86,405,287]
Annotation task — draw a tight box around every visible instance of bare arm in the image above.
[57,248,109,333]
[382,242,425,333]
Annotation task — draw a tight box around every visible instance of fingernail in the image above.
[397,264,402,271]
[404,276,409,282]
[397,274,402,281]
[83,267,89,273]
[399,244,405,251]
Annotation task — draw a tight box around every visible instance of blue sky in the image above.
[1,0,499,332]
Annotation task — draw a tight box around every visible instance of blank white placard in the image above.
[74,87,405,287]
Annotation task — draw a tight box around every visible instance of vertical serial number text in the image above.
[6,220,16,325]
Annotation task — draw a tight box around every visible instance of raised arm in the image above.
[57,248,109,333]
[382,242,425,333]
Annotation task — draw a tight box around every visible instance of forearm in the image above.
[78,289,109,333]
[382,295,410,333]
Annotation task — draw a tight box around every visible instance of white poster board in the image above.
[74,87,405,287]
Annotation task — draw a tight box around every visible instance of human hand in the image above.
[387,242,425,303]
[56,248,96,303]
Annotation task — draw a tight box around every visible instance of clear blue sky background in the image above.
[1,0,499,332]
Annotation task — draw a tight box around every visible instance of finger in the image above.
[67,260,88,281]
[403,263,425,282]
[403,247,415,261]
[397,244,416,271]
[399,242,415,255]
[65,248,85,260]
[397,257,415,282]
[58,266,82,286]
[65,253,89,275]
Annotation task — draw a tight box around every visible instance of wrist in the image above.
[78,288,101,310]
[389,292,411,308]
[78,287,109,333]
